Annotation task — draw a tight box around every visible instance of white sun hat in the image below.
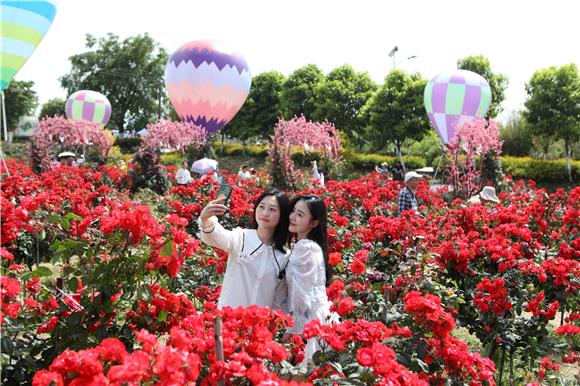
[404,171,424,183]
[480,186,500,203]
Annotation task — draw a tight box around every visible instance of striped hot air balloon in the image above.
[424,70,492,145]
[164,40,252,134]
[65,90,111,127]
[1,0,58,91]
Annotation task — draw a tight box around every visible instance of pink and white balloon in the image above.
[424,70,492,145]
[65,90,112,127]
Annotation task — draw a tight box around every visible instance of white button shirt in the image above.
[199,219,289,309]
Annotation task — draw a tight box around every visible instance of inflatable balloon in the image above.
[1,0,58,91]
[65,90,112,127]
[424,70,492,145]
[164,40,252,134]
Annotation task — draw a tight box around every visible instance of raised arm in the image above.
[198,198,239,253]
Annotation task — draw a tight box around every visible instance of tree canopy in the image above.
[457,55,508,118]
[363,69,430,157]
[60,33,169,132]
[3,80,38,131]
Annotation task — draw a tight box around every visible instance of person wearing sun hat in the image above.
[397,171,424,217]
[467,186,501,207]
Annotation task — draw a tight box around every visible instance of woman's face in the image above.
[255,195,281,231]
[289,199,317,237]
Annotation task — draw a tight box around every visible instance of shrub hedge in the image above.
[502,156,579,181]
[155,143,580,183]
[114,137,142,154]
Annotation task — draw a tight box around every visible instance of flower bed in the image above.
[1,158,578,385]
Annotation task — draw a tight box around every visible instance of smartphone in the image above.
[216,184,233,206]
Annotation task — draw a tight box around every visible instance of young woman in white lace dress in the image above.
[285,194,334,368]
[198,189,290,309]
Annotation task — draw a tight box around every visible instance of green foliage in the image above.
[500,111,534,157]
[313,65,377,146]
[3,80,38,130]
[39,98,66,119]
[347,152,427,171]
[215,143,269,158]
[408,130,445,165]
[129,149,170,194]
[502,156,580,181]
[114,137,142,154]
[457,55,509,118]
[60,33,169,132]
[226,71,285,141]
[280,64,324,119]
[159,152,183,166]
[364,69,430,155]
[524,63,580,180]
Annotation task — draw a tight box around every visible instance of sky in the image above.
[13,0,580,124]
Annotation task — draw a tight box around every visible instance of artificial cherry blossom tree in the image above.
[269,115,341,189]
[139,120,207,154]
[31,116,113,173]
[448,118,503,198]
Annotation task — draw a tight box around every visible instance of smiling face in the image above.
[289,199,319,240]
[255,195,281,231]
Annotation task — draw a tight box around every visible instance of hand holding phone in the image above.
[216,184,233,206]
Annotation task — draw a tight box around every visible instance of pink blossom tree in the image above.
[139,120,207,154]
[31,116,113,173]
[448,118,503,198]
[269,115,341,189]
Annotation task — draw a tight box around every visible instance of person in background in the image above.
[467,186,500,207]
[375,162,389,175]
[392,160,405,183]
[175,161,193,186]
[249,168,260,184]
[312,160,325,187]
[397,171,424,217]
[119,160,128,173]
[238,165,251,180]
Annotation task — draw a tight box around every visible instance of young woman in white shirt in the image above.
[285,194,334,367]
[198,188,290,309]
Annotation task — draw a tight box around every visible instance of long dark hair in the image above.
[288,195,332,285]
[251,188,289,253]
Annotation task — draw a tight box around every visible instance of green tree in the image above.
[280,64,324,120]
[524,63,580,180]
[457,55,508,118]
[226,71,285,143]
[313,65,377,147]
[363,69,430,163]
[39,98,66,119]
[3,80,38,131]
[60,33,169,132]
[499,111,533,157]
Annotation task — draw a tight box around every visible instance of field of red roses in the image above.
[1,158,578,386]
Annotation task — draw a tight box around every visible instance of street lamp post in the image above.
[388,46,398,69]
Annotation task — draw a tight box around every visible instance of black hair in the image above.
[251,188,290,253]
[288,195,332,285]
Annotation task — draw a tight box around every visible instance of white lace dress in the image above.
[286,239,333,368]
[199,218,289,310]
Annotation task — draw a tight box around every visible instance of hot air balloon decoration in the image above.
[164,40,252,134]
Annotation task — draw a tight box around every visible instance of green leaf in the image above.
[31,266,54,278]
[65,213,83,222]
[160,240,174,257]
[60,218,70,231]
[46,214,61,223]
[157,309,168,322]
